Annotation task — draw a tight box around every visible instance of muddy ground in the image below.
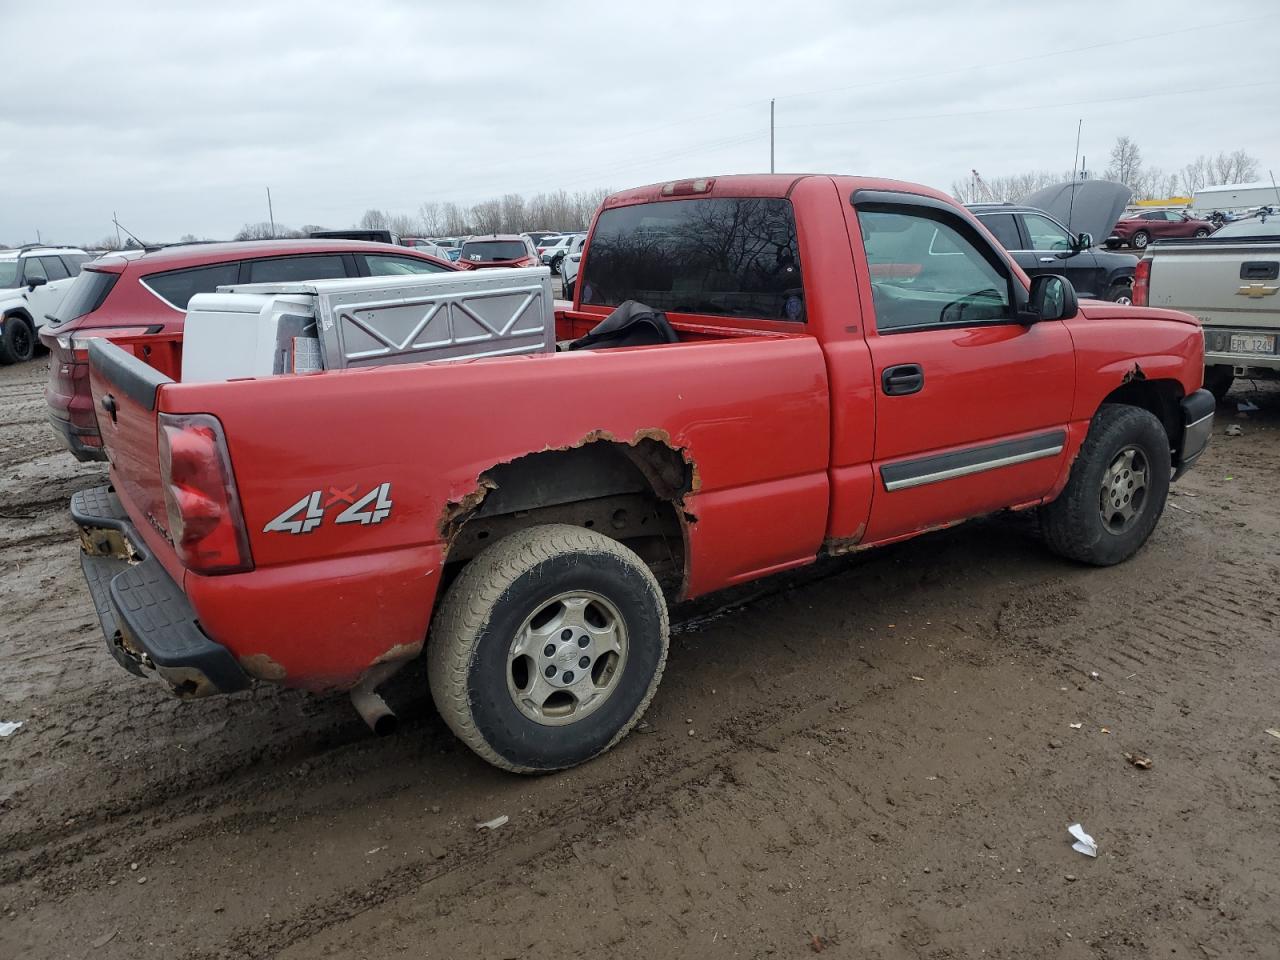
[1,355,1278,960]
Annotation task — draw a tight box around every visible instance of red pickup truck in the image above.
[73,174,1213,774]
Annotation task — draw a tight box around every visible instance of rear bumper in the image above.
[72,485,250,698]
[48,411,107,461]
[1174,389,1214,481]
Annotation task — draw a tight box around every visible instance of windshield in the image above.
[1212,219,1280,238]
[461,240,526,262]
[0,261,18,288]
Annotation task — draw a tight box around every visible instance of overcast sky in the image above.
[3,0,1278,245]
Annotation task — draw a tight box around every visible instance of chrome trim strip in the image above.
[883,444,1064,492]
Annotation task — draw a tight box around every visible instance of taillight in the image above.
[157,413,253,575]
[661,177,715,196]
[1133,258,1150,306]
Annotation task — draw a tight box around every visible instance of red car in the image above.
[41,239,454,460]
[1107,210,1216,249]
[73,173,1213,773]
[455,234,541,269]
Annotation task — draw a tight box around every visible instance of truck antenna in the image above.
[1066,118,1083,236]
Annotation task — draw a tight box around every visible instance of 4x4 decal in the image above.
[264,483,393,534]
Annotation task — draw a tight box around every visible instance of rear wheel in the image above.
[1203,365,1235,402]
[428,524,669,773]
[0,314,35,364]
[1041,404,1171,566]
[1194,228,1210,238]
[1131,230,1150,249]
[1106,282,1133,305]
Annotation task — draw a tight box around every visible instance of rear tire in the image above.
[0,314,35,364]
[1041,404,1171,567]
[428,524,669,773]
[1194,228,1210,238]
[1131,231,1150,249]
[1203,365,1234,402]
[1106,282,1133,305]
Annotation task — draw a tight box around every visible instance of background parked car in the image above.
[40,239,455,460]
[400,237,454,260]
[522,231,559,248]
[969,203,1138,302]
[1107,210,1216,249]
[456,235,540,269]
[0,246,92,363]
[429,237,465,261]
[538,234,582,274]
[560,234,587,300]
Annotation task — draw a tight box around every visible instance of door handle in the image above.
[1039,256,1056,263]
[881,363,924,396]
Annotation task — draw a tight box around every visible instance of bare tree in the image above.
[235,221,280,241]
[359,209,390,230]
[1178,155,1213,196]
[1211,149,1259,185]
[470,198,504,235]
[418,201,444,236]
[1103,136,1143,189]
[442,202,470,236]
[387,213,417,237]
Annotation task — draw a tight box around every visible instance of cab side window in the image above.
[858,209,1013,332]
[40,256,71,281]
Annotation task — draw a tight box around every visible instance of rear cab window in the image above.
[581,197,805,321]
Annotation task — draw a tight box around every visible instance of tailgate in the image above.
[88,338,175,543]
[1149,241,1280,329]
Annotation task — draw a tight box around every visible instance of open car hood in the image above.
[1025,180,1132,243]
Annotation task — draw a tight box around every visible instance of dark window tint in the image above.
[582,197,804,321]
[857,209,1012,331]
[362,254,450,276]
[40,256,70,281]
[246,255,347,284]
[22,258,48,283]
[461,240,527,262]
[61,254,91,275]
[979,213,1021,250]
[143,262,241,310]
[51,269,118,324]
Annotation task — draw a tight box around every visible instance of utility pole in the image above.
[266,187,276,239]
[769,99,775,174]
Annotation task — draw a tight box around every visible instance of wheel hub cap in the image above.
[1099,446,1149,534]
[507,591,627,726]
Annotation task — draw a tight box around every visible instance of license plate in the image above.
[1229,333,1276,354]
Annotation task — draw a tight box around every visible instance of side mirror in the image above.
[1020,274,1078,323]
[26,276,48,291]
[1076,232,1093,250]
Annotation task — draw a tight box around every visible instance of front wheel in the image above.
[1106,282,1133,305]
[1131,231,1150,249]
[1194,228,1210,238]
[1041,404,1171,566]
[0,314,35,364]
[428,524,669,773]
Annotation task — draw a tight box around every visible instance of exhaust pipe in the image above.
[350,669,398,736]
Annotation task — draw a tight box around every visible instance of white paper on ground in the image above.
[0,721,22,737]
[1068,823,1097,857]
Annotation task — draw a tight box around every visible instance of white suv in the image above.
[560,234,588,300]
[0,246,92,363]
[538,234,582,275]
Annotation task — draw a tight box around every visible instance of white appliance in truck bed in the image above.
[182,267,555,383]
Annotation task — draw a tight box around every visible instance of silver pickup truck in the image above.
[1137,218,1280,399]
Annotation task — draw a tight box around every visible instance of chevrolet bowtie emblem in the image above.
[1237,282,1279,299]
